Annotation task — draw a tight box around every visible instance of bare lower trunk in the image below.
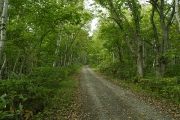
[53,24,62,67]
[137,43,143,77]
[156,31,168,77]
[19,57,25,74]
[53,34,61,67]
[13,51,20,72]
[156,58,166,77]
[69,54,73,65]
[0,0,8,63]
[0,53,6,79]
[116,41,123,64]
[63,34,69,67]
[175,0,180,31]
[143,41,146,68]
[60,55,63,66]
[63,53,67,67]
[112,52,115,63]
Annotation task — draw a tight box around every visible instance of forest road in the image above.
[79,66,175,120]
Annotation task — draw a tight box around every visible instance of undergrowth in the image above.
[0,64,81,120]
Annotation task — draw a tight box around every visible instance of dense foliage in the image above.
[0,65,80,119]
[1,0,180,119]
[87,0,180,105]
[0,0,91,119]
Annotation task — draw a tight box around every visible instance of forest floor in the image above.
[78,66,177,120]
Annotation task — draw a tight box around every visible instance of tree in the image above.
[0,0,8,63]
[175,0,180,31]
[95,0,144,77]
[0,0,91,78]
[150,0,175,76]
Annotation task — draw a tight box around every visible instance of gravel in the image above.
[79,66,175,120]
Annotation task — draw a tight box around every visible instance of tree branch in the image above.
[149,0,160,15]
[167,1,175,28]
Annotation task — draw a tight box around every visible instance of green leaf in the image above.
[19,94,27,101]
[0,94,7,104]
[19,103,23,111]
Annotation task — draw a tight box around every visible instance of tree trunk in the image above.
[63,53,67,67]
[13,51,20,73]
[100,0,144,77]
[63,34,69,67]
[161,28,168,74]
[137,39,143,77]
[0,0,8,63]
[0,0,3,14]
[19,56,25,74]
[143,41,146,68]
[36,30,51,67]
[175,0,180,31]
[156,28,169,77]
[69,54,72,65]
[53,23,63,67]
[150,0,175,77]
[53,34,62,67]
[116,40,124,64]
[112,51,115,63]
[0,53,6,79]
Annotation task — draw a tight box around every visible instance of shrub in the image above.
[165,64,180,77]
[0,65,80,119]
[139,77,180,105]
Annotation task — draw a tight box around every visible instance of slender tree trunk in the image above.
[19,56,25,74]
[175,0,180,31]
[69,54,73,65]
[36,30,51,67]
[0,0,8,63]
[63,34,69,67]
[0,0,3,14]
[150,2,161,76]
[13,51,20,73]
[137,39,143,77]
[63,53,67,67]
[116,40,124,64]
[60,54,63,66]
[53,24,63,67]
[0,53,6,79]
[53,34,62,67]
[112,51,115,63]
[143,41,146,68]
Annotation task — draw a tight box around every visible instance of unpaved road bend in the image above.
[80,66,175,120]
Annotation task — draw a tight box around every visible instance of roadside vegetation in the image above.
[94,65,180,106]
[1,0,180,119]
[0,65,81,119]
[87,0,180,115]
[0,0,90,119]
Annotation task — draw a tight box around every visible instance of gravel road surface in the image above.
[79,66,175,120]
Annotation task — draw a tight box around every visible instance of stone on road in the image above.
[80,66,174,120]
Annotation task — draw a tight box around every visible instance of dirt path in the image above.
[79,66,175,120]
